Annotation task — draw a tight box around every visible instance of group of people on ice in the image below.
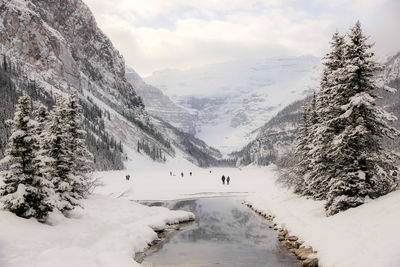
[167,170,231,185]
[221,175,231,185]
[169,171,231,185]
[169,171,193,177]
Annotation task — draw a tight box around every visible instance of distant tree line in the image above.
[121,109,172,150]
[160,119,231,167]
[137,139,166,162]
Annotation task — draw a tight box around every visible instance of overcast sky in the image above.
[84,0,400,77]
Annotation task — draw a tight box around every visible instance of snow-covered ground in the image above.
[1,157,400,267]
[246,182,400,267]
[0,194,193,267]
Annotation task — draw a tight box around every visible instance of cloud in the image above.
[84,0,399,76]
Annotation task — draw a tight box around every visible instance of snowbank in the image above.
[0,180,194,267]
[246,169,400,267]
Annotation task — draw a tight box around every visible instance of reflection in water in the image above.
[144,198,300,267]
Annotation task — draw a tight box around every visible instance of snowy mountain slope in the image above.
[377,51,400,153]
[125,69,226,166]
[144,56,321,153]
[0,0,223,168]
[231,97,310,166]
[99,101,224,168]
[151,117,225,167]
[383,51,400,83]
[126,67,198,134]
[0,65,126,170]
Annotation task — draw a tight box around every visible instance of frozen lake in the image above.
[142,197,300,267]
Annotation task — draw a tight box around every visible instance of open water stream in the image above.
[142,197,300,267]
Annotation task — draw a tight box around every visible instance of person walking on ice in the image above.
[227,176,230,185]
[221,175,225,185]
[126,174,130,181]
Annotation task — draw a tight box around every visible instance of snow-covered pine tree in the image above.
[34,104,50,132]
[33,103,56,195]
[34,104,52,160]
[304,32,347,200]
[65,94,94,198]
[299,91,320,196]
[46,97,81,213]
[0,94,54,221]
[293,96,316,193]
[325,21,399,216]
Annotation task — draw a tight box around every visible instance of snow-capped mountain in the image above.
[0,0,222,168]
[144,56,321,154]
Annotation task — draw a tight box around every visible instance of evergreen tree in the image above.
[0,94,54,221]
[325,22,399,215]
[33,104,55,189]
[297,91,319,196]
[46,97,81,213]
[304,32,346,199]
[65,94,94,198]
[34,104,50,134]
[292,101,312,193]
